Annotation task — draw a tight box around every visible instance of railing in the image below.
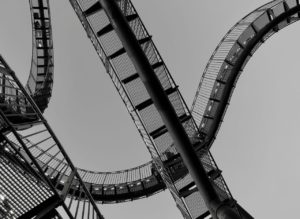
[191,0,300,149]
[0,55,104,218]
[26,0,54,113]
[68,0,235,218]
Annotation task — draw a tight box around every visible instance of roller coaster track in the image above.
[0,0,299,218]
[68,0,235,218]
[191,0,300,149]
[25,0,54,113]
[0,0,104,218]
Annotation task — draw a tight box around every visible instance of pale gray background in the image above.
[0,1,300,218]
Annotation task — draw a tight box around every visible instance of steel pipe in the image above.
[98,0,241,218]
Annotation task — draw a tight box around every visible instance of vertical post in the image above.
[98,0,241,218]
[1,68,5,102]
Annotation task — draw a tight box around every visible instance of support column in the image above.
[98,0,241,218]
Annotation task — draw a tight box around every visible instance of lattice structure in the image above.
[0,0,300,218]
[0,56,104,218]
[191,0,300,148]
[0,149,54,219]
[25,0,54,113]
[69,0,236,218]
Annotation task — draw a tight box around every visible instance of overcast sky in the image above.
[1,0,300,218]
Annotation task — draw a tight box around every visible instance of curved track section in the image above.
[66,0,300,217]
[0,56,104,218]
[68,0,235,218]
[1,0,54,130]
[2,0,300,218]
[1,0,167,206]
[41,157,165,203]
[1,2,228,214]
[191,0,300,149]
[25,0,54,113]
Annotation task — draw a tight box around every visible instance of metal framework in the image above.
[68,0,236,218]
[0,0,299,218]
[191,0,300,148]
[0,55,104,218]
[26,0,54,113]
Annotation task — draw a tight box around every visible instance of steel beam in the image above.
[98,0,241,218]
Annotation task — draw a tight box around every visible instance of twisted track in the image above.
[0,0,299,218]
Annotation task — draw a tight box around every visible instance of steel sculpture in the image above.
[0,0,299,218]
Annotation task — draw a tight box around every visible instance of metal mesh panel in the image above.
[226,24,249,41]
[184,192,207,219]
[100,30,124,57]
[76,0,98,11]
[125,77,150,106]
[141,41,161,65]
[111,53,137,80]
[214,41,236,60]
[182,119,199,144]
[154,65,172,90]
[153,132,174,155]
[212,177,230,201]
[169,91,186,118]
[139,104,164,133]
[0,55,104,218]
[126,167,140,182]
[95,174,106,184]
[0,154,53,218]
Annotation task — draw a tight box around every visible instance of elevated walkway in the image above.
[1,0,300,218]
[0,55,104,218]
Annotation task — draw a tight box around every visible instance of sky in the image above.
[1,0,300,218]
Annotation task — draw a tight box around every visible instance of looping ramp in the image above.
[191,0,300,149]
[25,0,54,113]
[0,0,299,218]
[0,56,104,218]
[68,0,237,217]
